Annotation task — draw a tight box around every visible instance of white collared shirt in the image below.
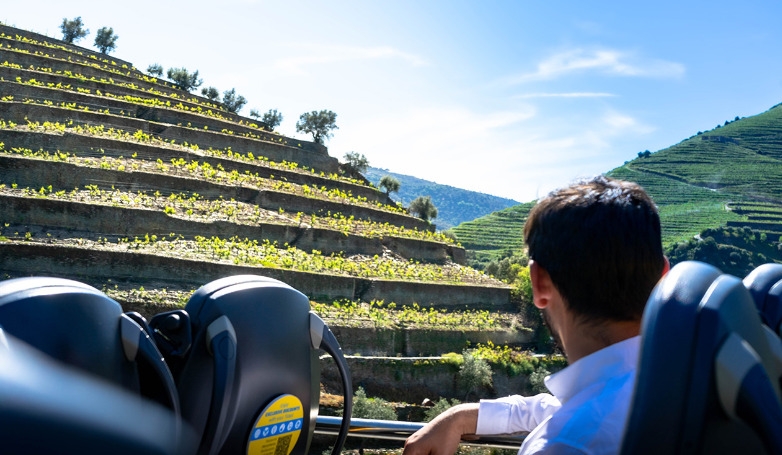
[476,336,640,455]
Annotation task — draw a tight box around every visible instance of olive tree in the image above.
[167,67,202,92]
[94,26,118,54]
[146,63,164,77]
[408,195,438,222]
[201,86,219,101]
[261,109,283,130]
[379,175,401,196]
[296,110,338,144]
[458,351,493,399]
[60,17,88,44]
[221,88,247,114]
[342,152,369,178]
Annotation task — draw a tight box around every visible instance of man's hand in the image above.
[403,403,479,455]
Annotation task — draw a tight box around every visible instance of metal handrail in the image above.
[314,415,526,450]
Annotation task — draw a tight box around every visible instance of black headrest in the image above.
[173,275,320,455]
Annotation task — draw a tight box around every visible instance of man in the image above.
[403,176,669,455]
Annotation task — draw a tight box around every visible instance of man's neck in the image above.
[560,319,641,364]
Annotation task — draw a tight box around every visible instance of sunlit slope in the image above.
[450,202,535,264]
[455,103,782,260]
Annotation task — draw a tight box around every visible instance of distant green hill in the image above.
[363,167,519,231]
[453,102,782,275]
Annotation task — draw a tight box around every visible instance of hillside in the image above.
[0,23,536,362]
[364,166,519,231]
[455,102,782,275]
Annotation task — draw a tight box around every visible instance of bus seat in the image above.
[620,261,782,455]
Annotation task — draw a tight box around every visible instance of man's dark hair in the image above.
[524,176,664,323]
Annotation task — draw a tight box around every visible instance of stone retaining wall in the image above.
[0,194,459,262]
[0,96,338,172]
[329,326,532,357]
[0,24,135,69]
[0,121,384,203]
[319,356,538,403]
[0,61,326,155]
[0,242,510,307]
[0,155,430,231]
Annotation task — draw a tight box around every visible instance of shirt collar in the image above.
[544,335,640,405]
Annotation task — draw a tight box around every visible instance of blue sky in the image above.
[3,1,781,202]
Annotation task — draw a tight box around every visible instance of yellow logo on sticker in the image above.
[246,394,304,455]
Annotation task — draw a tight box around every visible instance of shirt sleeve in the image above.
[475,394,562,435]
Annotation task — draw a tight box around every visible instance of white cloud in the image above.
[330,104,657,202]
[515,92,616,99]
[504,48,685,84]
[274,44,428,75]
[601,111,656,135]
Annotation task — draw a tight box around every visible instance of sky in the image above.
[3,1,781,203]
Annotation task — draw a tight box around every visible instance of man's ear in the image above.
[529,260,555,310]
[662,256,671,277]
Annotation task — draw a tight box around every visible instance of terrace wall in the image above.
[0,194,459,262]
[0,155,429,230]
[0,242,510,307]
[320,356,544,403]
[0,24,135,69]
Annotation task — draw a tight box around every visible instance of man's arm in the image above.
[402,403,479,455]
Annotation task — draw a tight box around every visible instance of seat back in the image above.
[159,275,352,455]
[620,261,782,455]
[744,263,782,336]
[0,327,194,454]
[0,277,179,412]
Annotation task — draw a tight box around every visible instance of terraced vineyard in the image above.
[450,201,535,266]
[0,24,545,405]
[456,103,782,263]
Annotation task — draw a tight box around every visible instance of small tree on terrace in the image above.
[342,152,369,178]
[409,196,438,222]
[201,86,220,101]
[60,17,88,44]
[222,88,247,113]
[167,67,203,92]
[146,63,164,77]
[458,351,493,399]
[379,175,401,197]
[261,109,283,130]
[296,110,338,144]
[94,26,118,54]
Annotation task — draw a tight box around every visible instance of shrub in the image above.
[458,351,492,399]
[348,387,397,420]
[528,366,551,394]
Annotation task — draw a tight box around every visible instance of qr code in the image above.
[274,434,292,455]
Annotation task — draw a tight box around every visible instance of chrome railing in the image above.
[315,415,526,450]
